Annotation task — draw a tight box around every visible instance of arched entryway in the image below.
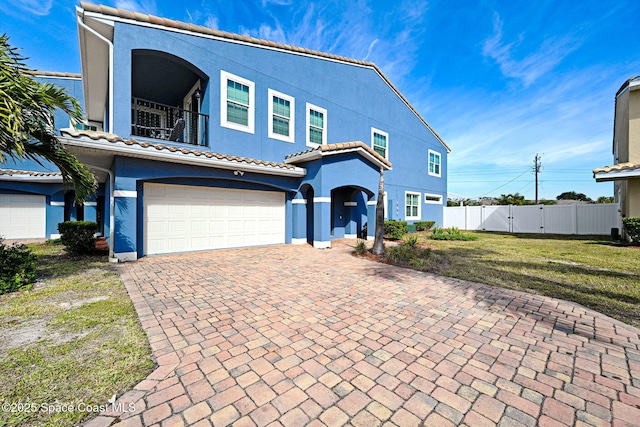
[330,185,374,239]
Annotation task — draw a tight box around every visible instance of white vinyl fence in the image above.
[444,204,622,235]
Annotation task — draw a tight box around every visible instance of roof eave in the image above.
[285,146,392,171]
[58,135,307,177]
[593,170,640,182]
[78,2,450,153]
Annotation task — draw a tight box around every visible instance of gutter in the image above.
[77,13,114,133]
[82,164,117,262]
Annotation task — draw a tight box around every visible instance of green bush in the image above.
[430,226,478,241]
[0,239,37,295]
[354,239,368,255]
[387,240,437,271]
[384,220,408,240]
[623,217,640,243]
[58,221,98,255]
[414,221,435,232]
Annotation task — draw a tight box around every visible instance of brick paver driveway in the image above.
[88,240,640,427]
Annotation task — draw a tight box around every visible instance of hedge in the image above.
[384,220,408,240]
[414,221,436,231]
[58,221,98,255]
[622,217,640,243]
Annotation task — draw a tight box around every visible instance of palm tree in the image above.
[0,34,96,202]
[371,168,385,255]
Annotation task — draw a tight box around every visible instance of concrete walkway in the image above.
[87,240,640,427]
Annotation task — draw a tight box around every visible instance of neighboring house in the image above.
[1,2,449,260]
[594,76,640,219]
[0,71,101,240]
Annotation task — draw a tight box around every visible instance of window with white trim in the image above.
[405,191,421,220]
[306,103,327,146]
[428,149,441,177]
[424,193,443,204]
[371,128,388,159]
[220,70,255,133]
[268,89,295,143]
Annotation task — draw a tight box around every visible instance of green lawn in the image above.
[0,243,155,427]
[419,232,640,328]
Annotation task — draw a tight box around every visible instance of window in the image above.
[371,128,388,159]
[405,191,421,220]
[428,149,441,177]
[424,193,443,204]
[220,70,255,133]
[268,89,295,143]
[306,103,327,147]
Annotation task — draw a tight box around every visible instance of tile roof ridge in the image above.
[60,128,296,170]
[0,168,62,177]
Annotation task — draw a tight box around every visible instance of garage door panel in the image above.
[0,195,46,239]
[144,183,285,255]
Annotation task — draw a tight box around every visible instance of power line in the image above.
[477,169,531,198]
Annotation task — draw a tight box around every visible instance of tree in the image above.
[371,168,385,255]
[495,193,531,206]
[0,34,96,202]
[596,196,614,204]
[556,191,591,202]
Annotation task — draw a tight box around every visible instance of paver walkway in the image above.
[87,240,640,427]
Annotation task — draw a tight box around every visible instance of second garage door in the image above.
[144,183,285,255]
[0,195,46,239]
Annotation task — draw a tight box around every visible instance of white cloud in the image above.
[262,0,293,6]
[114,0,157,15]
[6,0,53,16]
[482,12,580,87]
[240,0,429,88]
[204,15,219,30]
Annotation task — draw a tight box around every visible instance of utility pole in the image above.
[534,154,542,204]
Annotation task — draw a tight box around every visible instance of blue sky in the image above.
[2,0,638,201]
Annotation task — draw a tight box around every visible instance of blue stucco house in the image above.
[0,2,449,261]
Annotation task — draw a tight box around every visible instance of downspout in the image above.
[77,15,114,133]
[84,164,116,262]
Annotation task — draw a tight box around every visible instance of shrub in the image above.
[414,221,435,232]
[0,238,37,295]
[384,220,408,240]
[386,240,436,271]
[622,217,640,243]
[354,239,368,255]
[58,221,98,255]
[403,235,419,248]
[430,226,478,241]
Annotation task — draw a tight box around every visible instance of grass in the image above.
[416,231,640,328]
[0,242,155,427]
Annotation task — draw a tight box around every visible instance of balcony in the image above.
[131,97,208,146]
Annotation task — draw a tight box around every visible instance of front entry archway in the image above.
[330,186,373,239]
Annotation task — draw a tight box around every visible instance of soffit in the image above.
[77,10,113,125]
[593,162,640,182]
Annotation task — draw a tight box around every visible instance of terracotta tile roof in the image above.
[0,168,62,177]
[79,2,450,153]
[285,141,392,169]
[60,128,300,171]
[24,70,82,79]
[593,162,640,174]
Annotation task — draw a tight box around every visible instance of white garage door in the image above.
[0,195,46,239]
[144,183,285,255]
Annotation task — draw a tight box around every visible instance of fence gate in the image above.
[444,203,621,235]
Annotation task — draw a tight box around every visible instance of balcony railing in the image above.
[131,97,208,146]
